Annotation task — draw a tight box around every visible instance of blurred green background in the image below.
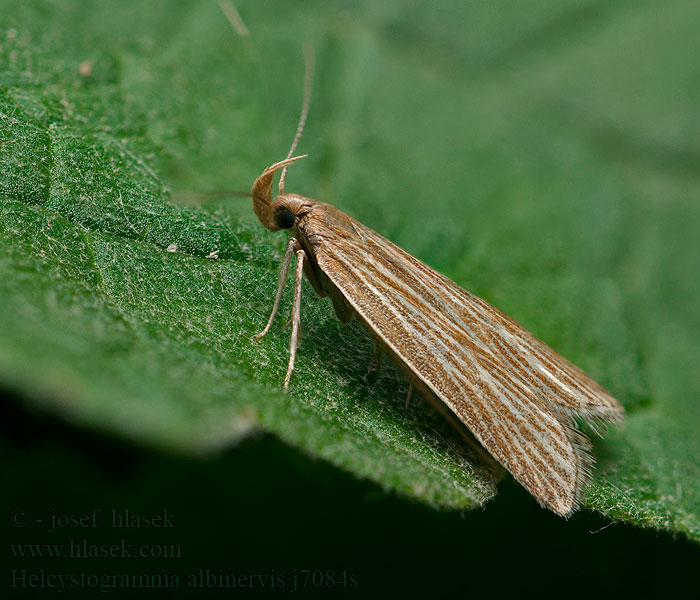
[2,0,699,595]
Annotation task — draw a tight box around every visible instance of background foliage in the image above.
[2,0,698,594]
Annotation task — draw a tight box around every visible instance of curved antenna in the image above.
[279,44,315,194]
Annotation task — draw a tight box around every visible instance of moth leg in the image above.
[368,339,382,373]
[254,237,298,340]
[283,248,306,391]
[404,383,414,409]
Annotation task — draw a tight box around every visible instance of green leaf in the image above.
[1,1,698,541]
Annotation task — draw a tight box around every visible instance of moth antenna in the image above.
[279,44,315,195]
[217,0,250,37]
[172,190,253,204]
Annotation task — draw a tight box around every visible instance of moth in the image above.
[248,53,624,518]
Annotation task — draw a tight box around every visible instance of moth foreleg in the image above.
[283,248,306,391]
[254,237,298,340]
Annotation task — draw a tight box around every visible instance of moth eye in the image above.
[276,208,295,229]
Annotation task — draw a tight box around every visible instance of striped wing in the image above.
[311,212,624,516]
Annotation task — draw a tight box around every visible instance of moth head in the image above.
[252,155,308,231]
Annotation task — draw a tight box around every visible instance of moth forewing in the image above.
[311,208,624,516]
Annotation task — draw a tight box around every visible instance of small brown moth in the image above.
[250,52,624,517]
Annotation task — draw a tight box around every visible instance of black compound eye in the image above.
[276,208,295,229]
